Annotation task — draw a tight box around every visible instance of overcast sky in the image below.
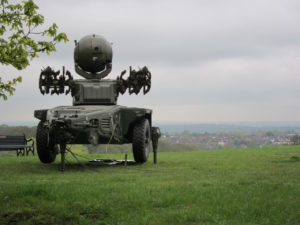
[1,0,300,124]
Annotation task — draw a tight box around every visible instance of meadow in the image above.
[0,145,299,225]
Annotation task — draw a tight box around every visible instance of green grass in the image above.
[0,146,299,225]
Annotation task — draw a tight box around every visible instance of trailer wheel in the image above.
[132,118,151,163]
[36,121,57,163]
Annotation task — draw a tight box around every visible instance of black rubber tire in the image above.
[36,121,57,163]
[132,118,151,163]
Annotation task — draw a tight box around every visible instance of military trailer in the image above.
[34,34,160,171]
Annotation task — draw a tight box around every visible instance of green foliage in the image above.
[0,76,21,100]
[182,130,191,136]
[266,131,274,136]
[0,146,299,224]
[0,124,36,137]
[0,0,68,100]
[290,134,300,145]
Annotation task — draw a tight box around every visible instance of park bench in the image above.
[0,134,35,156]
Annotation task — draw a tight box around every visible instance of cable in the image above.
[105,116,115,153]
[66,146,101,172]
[64,128,162,173]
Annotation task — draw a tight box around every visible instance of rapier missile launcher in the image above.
[34,34,160,171]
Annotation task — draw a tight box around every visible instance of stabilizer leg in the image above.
[60,144,66,172]
[151,127,161,164]
[153,147,157,164]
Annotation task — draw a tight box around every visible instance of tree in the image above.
[0,0,68,100]
[290,134,300,145]
[265,131,274,137]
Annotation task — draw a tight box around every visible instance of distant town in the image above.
[1,123,300,152]
[162,131,295,149]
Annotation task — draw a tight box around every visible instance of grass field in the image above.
[0,146,299,225]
